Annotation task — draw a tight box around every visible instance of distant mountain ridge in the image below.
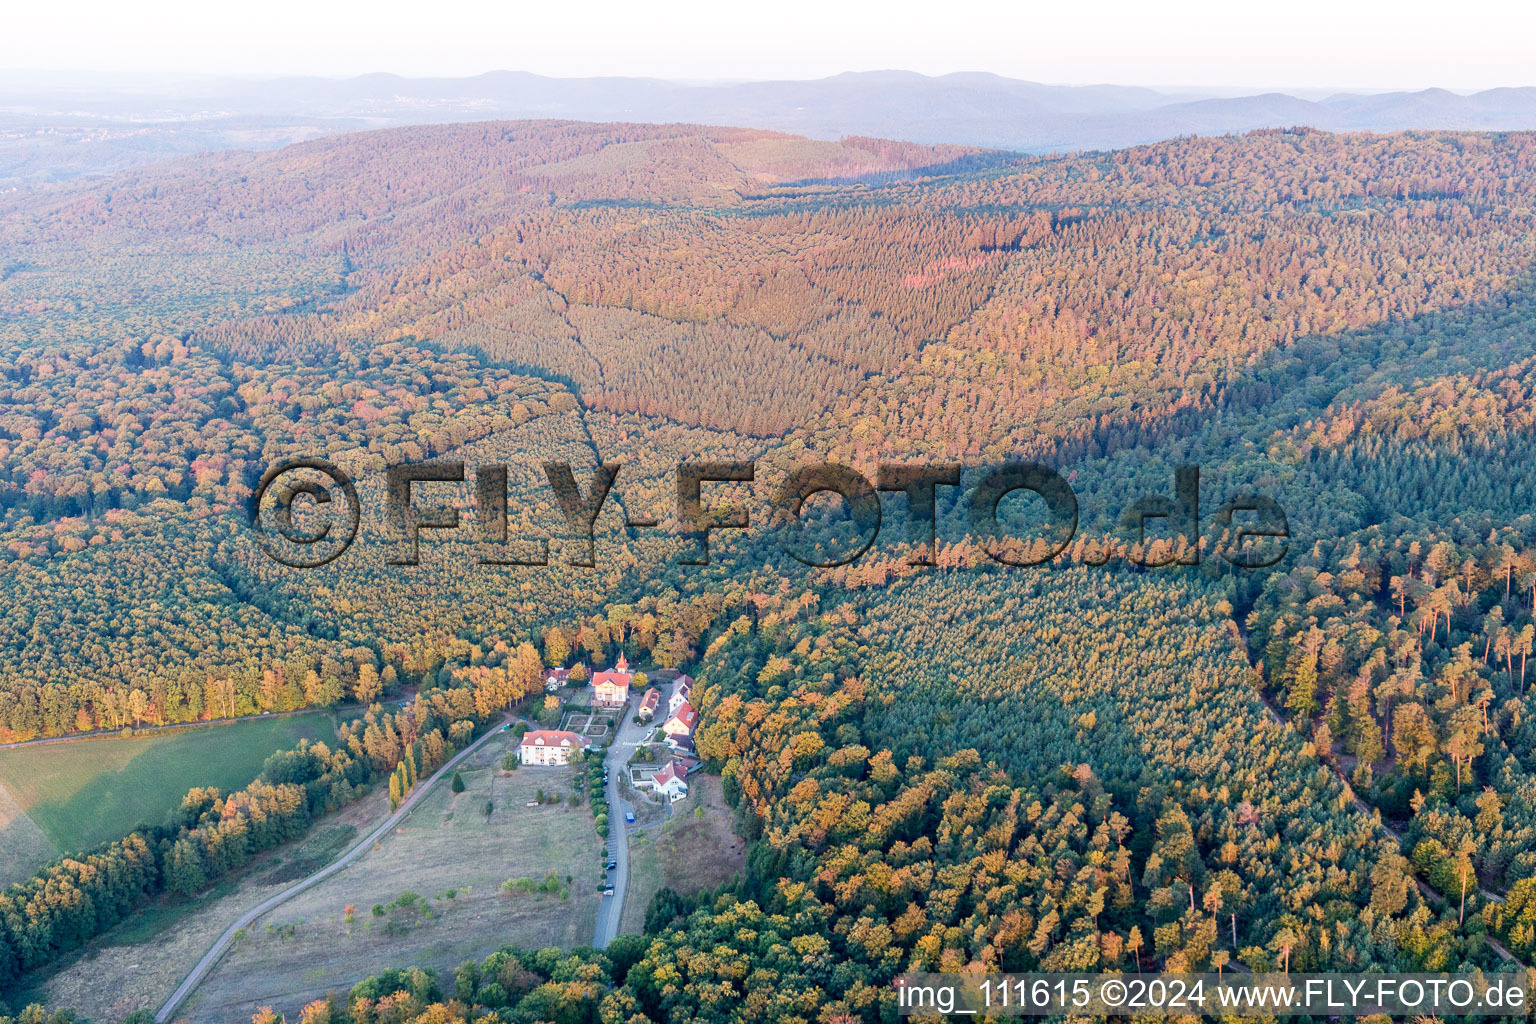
[4,70,1536,186]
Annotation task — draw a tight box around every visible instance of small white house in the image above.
[648,761,688,803]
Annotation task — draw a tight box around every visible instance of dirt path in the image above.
[154,715,509,1023]
[1252,681,1521,964]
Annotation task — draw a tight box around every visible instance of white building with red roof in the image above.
[662,700,697,740]
[518,729,589,766]
[638,687,660,722]
[643,761,689,802]
[592,654,633,707]
[667,675,694,715]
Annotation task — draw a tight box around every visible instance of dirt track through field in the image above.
[155,716,512,1023]
[0,780,59,885]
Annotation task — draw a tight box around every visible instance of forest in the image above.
[4,119,1536,1019]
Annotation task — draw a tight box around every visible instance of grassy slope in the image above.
[0,781,59,887]
[618,775,746,935]
[179,734,603,1024]
[0,713,335,874]
[36,785,397,1024]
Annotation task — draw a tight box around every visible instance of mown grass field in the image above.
[181,734,603,1024]
[0,713,335,881]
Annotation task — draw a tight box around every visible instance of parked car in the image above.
[624,811,635,824]
[607,859,618,870]
[603,887,615,896]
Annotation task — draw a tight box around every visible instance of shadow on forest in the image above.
[1040,267,1536,483]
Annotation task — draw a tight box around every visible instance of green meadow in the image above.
[0,713,335,882]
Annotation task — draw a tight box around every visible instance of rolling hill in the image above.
[8,70,1536,185]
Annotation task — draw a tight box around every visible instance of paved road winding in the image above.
[592,701,650,948]
[154,715,510,1023]
[591,748,632,948]
[592,700,666,951]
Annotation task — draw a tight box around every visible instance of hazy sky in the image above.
[6,0,1533,91]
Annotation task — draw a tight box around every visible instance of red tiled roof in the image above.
[519,729,587,749]
[665,702,698,731]
[654,761,684,787]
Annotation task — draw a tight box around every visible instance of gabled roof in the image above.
[520,729,587,749]
[593,659,633,689]
[665,702,698,731]
[653,761,685,788]
[639,688,660,711]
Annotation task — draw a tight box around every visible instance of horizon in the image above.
[10,62,1536,193]
[1,67,1530,100]
[5,0,1536,92]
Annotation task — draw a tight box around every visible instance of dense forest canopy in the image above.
[5,119,1536,1019]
